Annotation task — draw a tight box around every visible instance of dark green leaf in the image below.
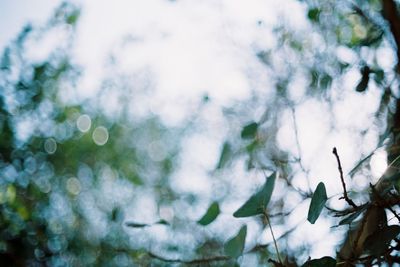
[198,202,220,226]
[224,225,247,258]
[156,219,169,225]
[307,8,321,22]
[233,172,276,218]
[307,182,327,224]
[301,256,336,267]
[216,142,232,169]
[364,225,400,255]
[241,122,258,139]
[125,222,149,228]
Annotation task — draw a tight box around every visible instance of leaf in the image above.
[307,8,321,22]
[198,202,220,226]
[301,256,336,267]
[224,225,247,258]
[125,222,149,228]
[364,225,400,255]
[355,66,370,92]
[241,122,258,139]
[156,219,169,225]
[307,182,327,224]
[233,172,276,218]
[216,142,232,169]
[338,204,368,225]
[348,152,373,177]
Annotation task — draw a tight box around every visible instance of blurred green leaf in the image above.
[198,202,220,226]
[224,225,247,258]
[307,182,327,224]
[348,152,374,177]
[307,8,321,22]
[125,222,149,228]
[233,172,276,218]
[241,122,258,139]
[217,142,232,169]
[364,225,400,255]
[301,256,336,267]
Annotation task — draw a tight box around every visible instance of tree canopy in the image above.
[2,0,400,266]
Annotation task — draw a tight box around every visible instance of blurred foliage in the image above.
[2,0,400,266]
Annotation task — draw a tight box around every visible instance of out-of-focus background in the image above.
[0,0,397,266]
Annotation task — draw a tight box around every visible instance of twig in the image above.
[332,147,358,209]
[263,210,283,265]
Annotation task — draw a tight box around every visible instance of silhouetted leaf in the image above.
[338,204,368,225]
[233,172,276,218]
[224,225,247,258]
[198,202,220,226]
[307,182,327,224]
[355,66,370,92]
[301,256,336,267]
[364,225,400,255]
[217,142,232,169]
[241,122,258,139]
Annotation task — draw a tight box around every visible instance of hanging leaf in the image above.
[233,172,276,218]
[301,256,336,267]
[241,122,258,139]
[307,182,327,224]
[364,225,400,255]
[355,66,370,92]
[198,202,220,226]
[216,142,232,169]
[224,225,247,258]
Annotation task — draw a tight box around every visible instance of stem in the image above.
[264,210,283,264]
[332,147,358,209]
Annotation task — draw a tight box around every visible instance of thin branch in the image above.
[263,210,283,265]
[332,147,358,209]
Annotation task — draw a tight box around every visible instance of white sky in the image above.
[0,0,391,262]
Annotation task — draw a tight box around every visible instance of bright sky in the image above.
[0,0,391,262]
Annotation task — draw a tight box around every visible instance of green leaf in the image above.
[198,202,220,226]
[364,225,400,255]
[125,222,149,228]
[307,8,321,22]
[216,142,232,169]
[233,172,276,218]
[224,225,247,258]
[301,256,336,267]
[307,182,327,224]
[241,122,258,139]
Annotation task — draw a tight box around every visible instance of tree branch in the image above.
[332,147,358,209]
[382,0,400,72]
